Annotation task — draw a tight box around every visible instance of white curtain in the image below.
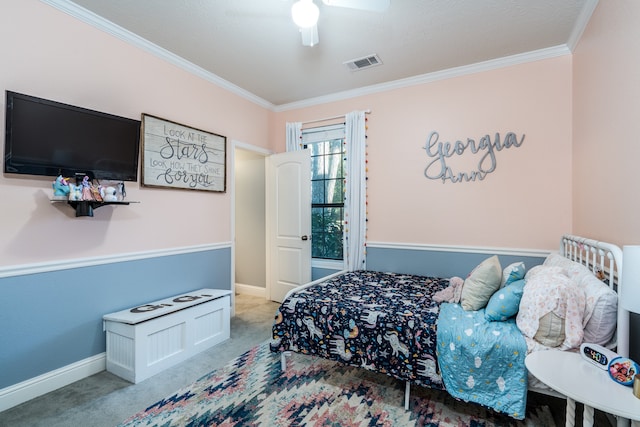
[344,111,367,271]
[286,122,302,152]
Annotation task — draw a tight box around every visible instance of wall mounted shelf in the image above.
[51,198,139,217]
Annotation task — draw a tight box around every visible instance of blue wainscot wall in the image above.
[311,244,548,284]
[0,244,231,409]
[366,243,548,280]
[0,240,550,411]
[312,267,342,281]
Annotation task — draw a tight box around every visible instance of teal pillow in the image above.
[501,262,526,287]
[485,279,526,321]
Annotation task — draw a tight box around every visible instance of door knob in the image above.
[301,235,310,241]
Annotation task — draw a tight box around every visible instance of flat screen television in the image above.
[4,91,141,181]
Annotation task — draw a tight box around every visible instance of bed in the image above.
[270,234,628,421]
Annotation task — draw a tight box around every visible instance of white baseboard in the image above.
[235,283,266,298]
[0,353,106,412]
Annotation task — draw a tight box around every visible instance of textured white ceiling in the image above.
[60,0,596,108]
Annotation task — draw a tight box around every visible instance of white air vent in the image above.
[344,54,382,71]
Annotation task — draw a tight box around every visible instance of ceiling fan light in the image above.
[291,0,319,28]
[300,25,319,47]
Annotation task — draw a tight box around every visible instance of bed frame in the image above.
[538,235,629,427]
[278,234,629,417]
[557,234,628,357]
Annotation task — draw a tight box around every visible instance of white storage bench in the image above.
[103,288,231,383]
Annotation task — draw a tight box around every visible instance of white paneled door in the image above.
[266,150,311,303]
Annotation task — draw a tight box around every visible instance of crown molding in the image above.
[274,44,571,111]
[41,0,578,113]
[39,0,275,110]
[567,0,599,52]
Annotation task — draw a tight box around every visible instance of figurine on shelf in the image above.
[118,182,126,200]
[52,175,70,198]
[68,183,82,201]
[90,185,103,202]
[101,186,118,202]
[81,176,93,201]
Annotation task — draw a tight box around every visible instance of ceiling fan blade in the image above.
[322,0,389,12]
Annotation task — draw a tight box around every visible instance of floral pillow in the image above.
[516,267,586,350]
[500,262,526,288]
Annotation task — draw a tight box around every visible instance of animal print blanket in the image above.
[270,270,449,389]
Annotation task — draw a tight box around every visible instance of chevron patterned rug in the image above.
[119,342,554,426]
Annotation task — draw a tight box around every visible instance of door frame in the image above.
[230,140,273,313]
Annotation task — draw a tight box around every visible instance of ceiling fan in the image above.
[291,0,390,47]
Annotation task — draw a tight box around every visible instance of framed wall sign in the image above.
[141,114,226,192]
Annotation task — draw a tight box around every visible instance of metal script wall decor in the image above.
[422,131,525,184]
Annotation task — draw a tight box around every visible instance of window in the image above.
[302,124,346,261]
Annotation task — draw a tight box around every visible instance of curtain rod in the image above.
[301,110,371,126]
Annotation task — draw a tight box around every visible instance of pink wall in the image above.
[273,57,573,250]
[572,0,640,247]
[0,1,270,267]
[2,0,596,269]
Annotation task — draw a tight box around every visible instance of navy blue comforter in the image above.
[270,270,449,389]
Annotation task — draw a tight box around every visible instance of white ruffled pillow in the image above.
[542,252,578,269]
[542,252,618,346]
[564,263,618,346]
